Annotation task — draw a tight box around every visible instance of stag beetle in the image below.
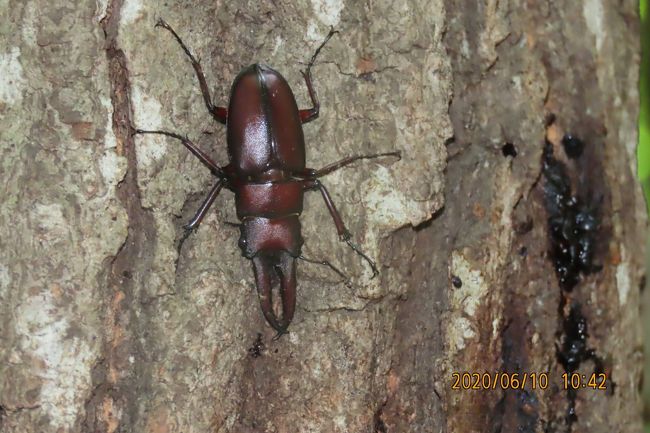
[134,20,400,337]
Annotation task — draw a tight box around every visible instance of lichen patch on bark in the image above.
[0,47,26,106]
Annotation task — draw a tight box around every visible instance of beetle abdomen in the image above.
[235,181,304,219]
[238,216,304,259]
[227,64,306,175]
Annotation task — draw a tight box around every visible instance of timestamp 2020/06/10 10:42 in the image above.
[450,371,608,391]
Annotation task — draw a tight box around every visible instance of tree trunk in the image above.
[0,1,644,432]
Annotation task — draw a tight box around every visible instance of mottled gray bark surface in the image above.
[0,0,644,432]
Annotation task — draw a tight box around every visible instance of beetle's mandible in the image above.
[134,19,400,337]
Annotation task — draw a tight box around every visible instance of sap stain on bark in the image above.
[248,333,266,358]
[542,130,608,431]
[542,140,601,291]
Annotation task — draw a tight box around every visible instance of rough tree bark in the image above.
[0,0,645,432]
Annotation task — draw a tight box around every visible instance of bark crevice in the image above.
[81,1,156,431]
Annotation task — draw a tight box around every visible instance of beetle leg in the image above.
[295,151,401,178]
[304,179,379,277]
[298,70,319,123]
[134,129,225,177]
[177,179,225,251]
[154,18,227,125]
[298,27,338,124]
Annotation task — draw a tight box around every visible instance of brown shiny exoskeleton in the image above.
[135,20,400,337]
